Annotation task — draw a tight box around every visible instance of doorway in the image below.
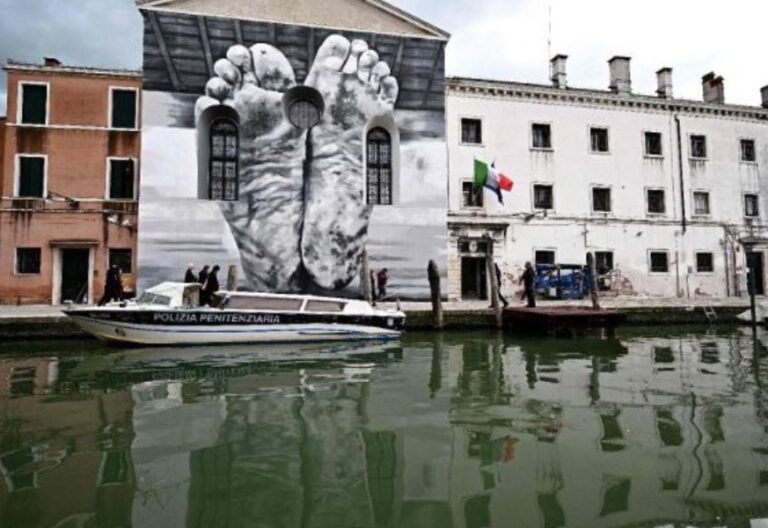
[746,251,765,295]
[61,249,90,303]
[461,257,488,300]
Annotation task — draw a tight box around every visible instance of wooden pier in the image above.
[503,307,626,336]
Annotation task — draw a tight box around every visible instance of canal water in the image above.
[0,328,767,528]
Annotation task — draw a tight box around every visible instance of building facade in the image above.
[0,59,141,305]
[447,57,768,300]
[136,0,450,299]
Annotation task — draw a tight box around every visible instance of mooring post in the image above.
[749,268,757,332]
[361,249,372,303]
[486,258,502,329]
[586,252,601,310]
[226,265,238,291]
[428,260,444,330]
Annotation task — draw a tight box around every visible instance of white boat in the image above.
[63,282,405,345]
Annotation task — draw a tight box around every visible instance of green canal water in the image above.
[0,328,767,528]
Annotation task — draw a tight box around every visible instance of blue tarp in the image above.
[535,264,593,300]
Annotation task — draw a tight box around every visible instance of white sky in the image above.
[0,0,766,115]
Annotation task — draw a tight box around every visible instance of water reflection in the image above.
[0,329,767,528]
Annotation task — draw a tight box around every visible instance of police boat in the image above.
[63,282,405,345]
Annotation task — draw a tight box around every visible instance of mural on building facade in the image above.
[138,11,448,298]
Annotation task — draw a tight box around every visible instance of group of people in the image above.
[369,268,389,302]
[494,261,537,309]
[185,263,221,306]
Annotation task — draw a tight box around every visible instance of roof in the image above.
[136,0,449,40]
[4,59,142,78]
[448,76,768,121]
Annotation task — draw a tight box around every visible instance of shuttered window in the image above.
[109,159,135,199]
[20,84,47,125]
[17,156,45,197]
[110,89,137,129]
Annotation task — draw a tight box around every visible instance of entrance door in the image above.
[461,257,488,300]
[61,249,90,304]
[746,251,765,295]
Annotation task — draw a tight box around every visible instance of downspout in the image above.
[675,115,687,233]
[723,225,731,297]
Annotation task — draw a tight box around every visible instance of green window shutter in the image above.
[111,90,137,129]
[109,160,134,199]
[18,157,45,197]
[21,85,47,124]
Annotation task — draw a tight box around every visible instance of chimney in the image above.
[702,72,725,104]
[656,67,673,99]
[550,54,568,89]
[760,85,768,109]
[44,57,61,67]
[608,56,632,95]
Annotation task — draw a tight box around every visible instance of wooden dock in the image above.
[503,307,626,336]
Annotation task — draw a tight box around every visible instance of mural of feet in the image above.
[196,35,398,293]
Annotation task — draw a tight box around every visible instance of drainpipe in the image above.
[674,115,687,233]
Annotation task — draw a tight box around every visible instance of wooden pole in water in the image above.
[487,257,502,329]
[361,249,372,303]
[749,268,757,332]
[226,265,238,291]
[587,252,601,310]
[428,260,443,330]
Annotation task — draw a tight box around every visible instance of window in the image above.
[647,189,666,214]
[533,184,553,210]
[696,252,714,273]
[745,194,759,217]
[110,88,137,129]
[649,251,669,273]
[108,159,135,199]
[531,123,552,149]
[535,250,555,266]
[16,156,45,198]
[592,187,611,213]
[461,118,482,145]
[693,191,710,215]
[741,139,756,162]
[590,127,609,153]
[209,119,239,201]
[595,251,614,273]
[16,248,41,274]
[690,135,707,159]
[109,249,132,274]
[645,132,663,156]
[19,83,48,125]
[366,127,392,205]
[461,181,482,207]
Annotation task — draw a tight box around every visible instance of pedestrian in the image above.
[518,262,536,308]
[492,262,509,308]
[203,265,221,306]
[370,270,378,301]
[184,263,196,283]
[98,265,123,306]
[198,265,211,306]
[376,268,389,300]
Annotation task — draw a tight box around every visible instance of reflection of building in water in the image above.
[0,357,135,528]
[443,334,768,528]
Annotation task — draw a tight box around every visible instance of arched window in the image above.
[209,119,238,201]
[366,128,392,205]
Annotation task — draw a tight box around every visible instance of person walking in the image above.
[198,265,211,306]
[98,265,123,306]
[376,268,389,300]
[203,265,221,306]
[519,262,537,308]
[493,262,509,308]
[184,263,196,283]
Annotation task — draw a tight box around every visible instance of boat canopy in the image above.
[139,282,200,308]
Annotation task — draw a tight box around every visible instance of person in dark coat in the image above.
[184,263,196,283]
[98,265,123,306]
[203,265,221,306]
[369,270,378,301]
[518,262,536,308]
[198,265,211,306]
[492,262,509,308]
[376,268,389,300]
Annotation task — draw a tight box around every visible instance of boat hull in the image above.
[65,309,404,345]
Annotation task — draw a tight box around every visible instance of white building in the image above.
[446,56,768,300]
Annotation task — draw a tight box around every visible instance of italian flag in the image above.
[474,159,513,204]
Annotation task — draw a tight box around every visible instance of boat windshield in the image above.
[137,292,172,306]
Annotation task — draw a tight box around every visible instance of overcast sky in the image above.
[1,0,766,116]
